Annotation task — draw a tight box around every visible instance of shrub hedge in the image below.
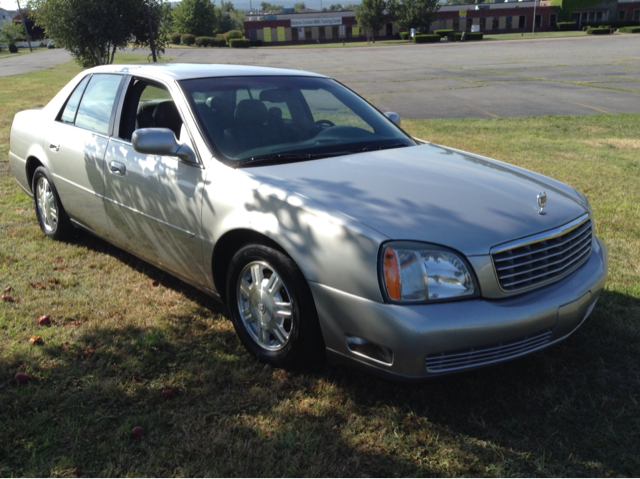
[181,34,196,45]
[619,26,640,33]
[586,27,613,34]
[8,43,18,53]
[229,39,250,48]
[414,34,441,43]
[434,29,454,38]
[399,31,409,40]
[195,36,226,47]
[226,30,244,44]
[557,22,578,31]
[454,31,483,41]
[170,33,182,45]
[249,39,263,47]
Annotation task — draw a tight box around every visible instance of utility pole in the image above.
[532,0,537,34]
[146,3,157,62]
[15,0,33,52]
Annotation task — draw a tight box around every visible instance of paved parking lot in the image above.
[167,34,640,119]
[3,35,640,119]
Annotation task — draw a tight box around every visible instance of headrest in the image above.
[153,101,182,136]
[268,107,283,119]
[260,89,288,103]
[234,99,268,125]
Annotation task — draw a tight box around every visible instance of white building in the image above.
[0,8,14,26]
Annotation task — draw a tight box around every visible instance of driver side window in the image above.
[119,80,183,142]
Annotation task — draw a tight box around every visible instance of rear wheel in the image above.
[32,166,73,240]
[226,244,325,368]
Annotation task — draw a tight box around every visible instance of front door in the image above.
[103,79,206,284]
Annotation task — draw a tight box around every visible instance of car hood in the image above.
[246,143,588,256]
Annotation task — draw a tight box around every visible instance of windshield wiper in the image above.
[350,142,412,154]
[235,151,347,168]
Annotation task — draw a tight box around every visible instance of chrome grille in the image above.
[425,329,553,373]
[492,215,592,292]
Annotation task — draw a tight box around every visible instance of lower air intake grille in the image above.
[425,329,553,373]
[492,216,592,293]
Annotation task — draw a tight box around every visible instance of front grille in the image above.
[425,329,553,373]
[492,215,592,293]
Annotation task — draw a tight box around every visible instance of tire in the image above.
[226,244,325,369]
[32,166,73,240]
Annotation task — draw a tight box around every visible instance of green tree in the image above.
[30,0,170,67]
[293,2,306,12]
[387,0,439,33]
[172,0,216,36]
[214,0,244,33]
[355,0,386,43]
[329,3,343,10]
[0,22,24,44]
[259,2,284,13]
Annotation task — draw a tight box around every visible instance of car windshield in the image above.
[179,76,416,166]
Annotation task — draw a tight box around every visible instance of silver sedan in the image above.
[8,64,607,380]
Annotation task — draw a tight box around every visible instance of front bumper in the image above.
[311,236,608,380]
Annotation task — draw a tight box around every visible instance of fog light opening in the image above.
[345,335,394,365]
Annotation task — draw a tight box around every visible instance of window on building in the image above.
[332,25,339,37]
[518,15,526,28]
[291,27,298,41]
[535,14,541,28]
[588,11,596,22]
[634,9,640,21]
[506,16,512,29]
[618,10,626,20]
[304,27,312,40]
[550,13,557,27]
[493,17,499,30]
[386,23,393,36]
[249,29,257,40]
[480,17,486,30]
[453,18,460,31]
[319,26,326,39]
[596,11,603,22]
[346,25,352,38]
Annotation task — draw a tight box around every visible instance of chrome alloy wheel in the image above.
[36,176,58,233]
[236,261,294,351]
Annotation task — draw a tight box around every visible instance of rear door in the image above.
[45,73,124,237]
[103,78,207,284]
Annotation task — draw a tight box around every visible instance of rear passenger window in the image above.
[74,74,123,135]
[59,76,90,124]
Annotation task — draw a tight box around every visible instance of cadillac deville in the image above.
[8,64,608,380]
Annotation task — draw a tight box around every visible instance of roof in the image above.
[87,63,326,82]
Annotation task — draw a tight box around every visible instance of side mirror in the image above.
[384,111,401,127]
[132,128,197,163]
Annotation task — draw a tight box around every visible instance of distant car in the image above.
[47,40,56,49]
[8,64,607,380]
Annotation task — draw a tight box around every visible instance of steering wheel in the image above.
[314,119,335,128]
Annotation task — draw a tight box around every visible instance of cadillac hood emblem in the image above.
[537,191,547,215]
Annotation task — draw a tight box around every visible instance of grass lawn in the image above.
[1,58,639,476]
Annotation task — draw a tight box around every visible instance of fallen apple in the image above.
[161,389,173,397]
[14,372,31,384]
[131,426,146,438]
[38,315,51,326]
[29,336,44,345]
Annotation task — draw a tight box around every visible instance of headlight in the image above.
[380,242,478,303]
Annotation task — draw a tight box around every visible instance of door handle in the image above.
[49,144,60,152]
[109,161,126,176]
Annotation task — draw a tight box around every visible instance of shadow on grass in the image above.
[2,229,638,476]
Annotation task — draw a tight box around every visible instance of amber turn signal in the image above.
[383,247,401,300]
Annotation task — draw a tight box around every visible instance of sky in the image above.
[0,0,363,12]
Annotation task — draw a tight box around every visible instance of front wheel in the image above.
[226,244,325,368]
[32,166,73,240]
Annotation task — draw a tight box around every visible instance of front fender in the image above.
[202,164,388,302]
